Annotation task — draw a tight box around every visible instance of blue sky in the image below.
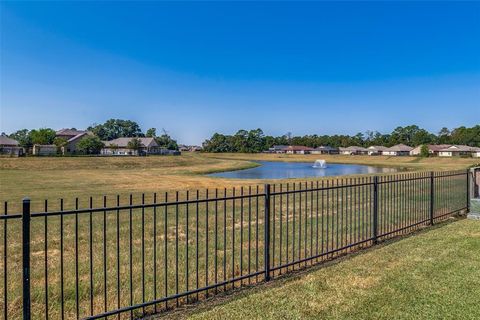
[1,1,479,144]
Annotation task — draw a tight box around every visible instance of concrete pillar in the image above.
[468,167,480,220]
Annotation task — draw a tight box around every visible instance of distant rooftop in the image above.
[0,136,19,146]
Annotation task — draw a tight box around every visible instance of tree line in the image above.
[202,125,480,153]
[4,119,179,154]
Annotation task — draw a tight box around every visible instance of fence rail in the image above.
[1,170,469,320]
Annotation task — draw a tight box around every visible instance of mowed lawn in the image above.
[177,218,480,320]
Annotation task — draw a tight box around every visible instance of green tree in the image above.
[202,133,234,152]
[76,136,104,154]
[88,119,143,140]
[53,137,68,154]
[127,137,143,151]
[155,134,178,150]
[29,128,56,145]
[437,127,451,144]
[8,129,32,148]
[420,145,430,157]
[146,128,157,138]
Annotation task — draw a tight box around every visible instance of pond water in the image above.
[209,161,399,179]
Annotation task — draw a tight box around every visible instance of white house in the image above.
[101,137,160,155]
[410,144,451,156]
[439,145,479,157]
[367,146,388,156]
[267,145,288,153]
[32,144,57,156]
[339,146,368,155]
[472,147,480,158]
[285,146,314,154]
[383,144,413,156]
[311,146,339,154]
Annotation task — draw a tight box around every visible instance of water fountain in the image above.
[312,159,327,168]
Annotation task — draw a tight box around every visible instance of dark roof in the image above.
[0,136,19,146]
[286,145,314,151]
[315,146,338,151]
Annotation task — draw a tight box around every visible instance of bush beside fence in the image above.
[0,170,469,319]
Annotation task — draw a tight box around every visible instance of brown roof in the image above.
[56,128,87,136]
[385,144,413,152]
[368,146,388,151]
[439,145,479,152]
[67,132,90,142]
[104,137,158,148]
[427,144,452,152]
[0,136,19,146]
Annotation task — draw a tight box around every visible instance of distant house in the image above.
[189,146,202,152]
[178,145,190,152]
[383,144,413,156]
[339,146,368,155]
[56,129,93,154]
[285,145,314,154]
[0,136,24,156]
[101,137,180,156]
[32,144,57,156]
[311,146,339,155]
[267,145,288,153]
[410,144,451,156]
[438,145,479,157]
[472,147,480,158]
[179,145,203,152]
[367,146,388,156]
[56,128,88,140]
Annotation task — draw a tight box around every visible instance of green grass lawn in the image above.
[178,218,480,320]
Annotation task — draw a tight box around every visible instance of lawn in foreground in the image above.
[183,218,480,320]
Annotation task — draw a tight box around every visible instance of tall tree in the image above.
[127,137,143,151]
[88,119,143,140]
[155,133,179,150]
[146,128,157,138]
[76,136,104,154]
[29,128,56,145]
[8,129,32,148]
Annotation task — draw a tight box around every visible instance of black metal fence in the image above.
[1,170,469,320]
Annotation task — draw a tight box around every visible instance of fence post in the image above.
[264,184,271,282]
[373,176,379,244]
[466,168,470,213]
[430,172,434,225]
[22,198,31,320]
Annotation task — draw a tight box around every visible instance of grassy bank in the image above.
[178,218,480,320]
[203,152,480,171]
[1,153,477,206]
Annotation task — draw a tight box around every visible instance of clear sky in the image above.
[1,1,479,144]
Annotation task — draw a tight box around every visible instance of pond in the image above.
[209,161,399,179]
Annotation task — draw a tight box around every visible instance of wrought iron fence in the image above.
[1,170,469,320]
